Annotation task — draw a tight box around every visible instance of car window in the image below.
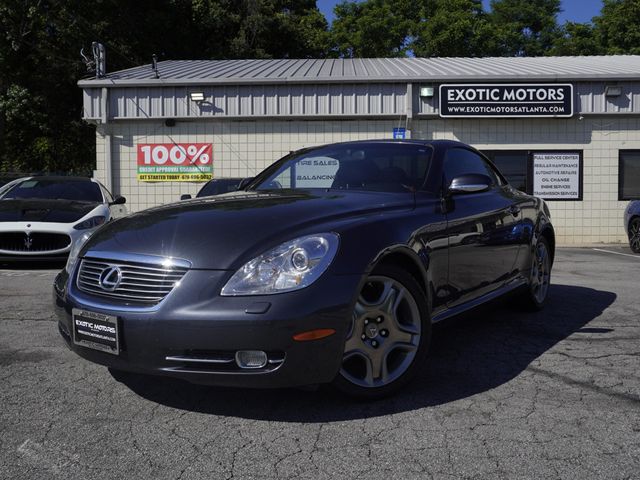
[443,148,502,186]
[1,179,103,202]
[253,144,433,193]
[197,179,241,197]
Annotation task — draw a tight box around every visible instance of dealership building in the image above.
[78,55,640,246]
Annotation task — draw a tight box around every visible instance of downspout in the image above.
[100,87,113,192]
[406,83,414,138]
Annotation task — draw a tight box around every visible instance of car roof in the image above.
[23,176,95,182]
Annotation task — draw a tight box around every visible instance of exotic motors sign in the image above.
[439,84,573,118]
[137,143,213,182]
[533,152,582,200]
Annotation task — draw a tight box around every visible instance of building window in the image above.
[619,150,640,200]
[482,150,531,193]
[483,151,529,192]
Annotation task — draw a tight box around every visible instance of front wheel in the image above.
[629,218,640,253]
[332,265,431,399]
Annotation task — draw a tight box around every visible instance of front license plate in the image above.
[72,308,119,355]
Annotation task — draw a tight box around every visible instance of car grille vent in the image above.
[76,257,189,304]
[0,232,71,253]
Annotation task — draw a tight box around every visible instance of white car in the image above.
[0,176,127,261]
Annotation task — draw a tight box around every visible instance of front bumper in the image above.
[54,268,361,388]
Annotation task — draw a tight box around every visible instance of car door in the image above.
[443,147,522,307]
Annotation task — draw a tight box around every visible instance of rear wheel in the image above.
[333,265,431,399]
[519,236,552,311]
[629,218,640,253]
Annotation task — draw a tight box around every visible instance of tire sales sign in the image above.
[533,152,581,200]
[439,84,573,118]
[137,143,213,182]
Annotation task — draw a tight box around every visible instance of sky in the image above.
[317,0,604,25]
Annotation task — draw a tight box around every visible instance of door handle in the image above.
[509,205,521,216]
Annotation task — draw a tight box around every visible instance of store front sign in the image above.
[137,143,213,182]
[439,84,573,118]
[532,152,582,200]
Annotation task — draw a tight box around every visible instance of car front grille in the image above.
[76,256,189,304]
[0,232,71,253]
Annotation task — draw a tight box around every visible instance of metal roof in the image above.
[78,56,640,87]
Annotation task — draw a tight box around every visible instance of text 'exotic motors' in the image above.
[439,84,573,118]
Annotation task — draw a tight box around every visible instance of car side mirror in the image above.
[110,195,126,205]
[448,174,492,195]
[180,194,192,200]
[237,177,253,190]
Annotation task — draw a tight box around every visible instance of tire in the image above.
[332,264,431,399]
[519,236,552,311]
[629,217,640,253]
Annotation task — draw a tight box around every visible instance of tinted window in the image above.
[1,179,103,202]
[620,150,640,200]
[197,179,241,197]
[444,148,501,186]
[253,143,432,193]
[484,151,528,192]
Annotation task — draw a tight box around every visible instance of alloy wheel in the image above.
[530,240,551,303]
[630,219,640,253]
[340,275,422,389]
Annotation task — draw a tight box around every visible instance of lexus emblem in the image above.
[99,266,123,292]
[24,233,33,250]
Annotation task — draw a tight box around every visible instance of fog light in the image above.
[235,350,268,369]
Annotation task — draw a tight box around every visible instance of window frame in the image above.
[483,149,583,201]
[619,149,640,201]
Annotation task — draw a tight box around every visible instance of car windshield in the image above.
[197,179,241,197]
[1,179,103,202]
[252,143,433,193]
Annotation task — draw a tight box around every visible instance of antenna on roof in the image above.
[91,42,106,78]
[80,48,95,74]
[152,54,160,79]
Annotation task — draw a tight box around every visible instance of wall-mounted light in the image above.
[189,91,205,102]
[419,86,434,98]
[605,85,622,97]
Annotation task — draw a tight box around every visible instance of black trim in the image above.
[619,150,640,201]
[483,149,583,201]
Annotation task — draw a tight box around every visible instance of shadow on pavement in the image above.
[112,284,616,421]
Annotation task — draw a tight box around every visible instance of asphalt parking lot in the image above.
[0,247,638,479]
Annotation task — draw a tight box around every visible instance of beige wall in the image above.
[95,116,637,246]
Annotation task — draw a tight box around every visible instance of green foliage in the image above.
[2,0,640,177]
[410,0,498,57]
[330,0,417,57]
[596,0,640,55]
[0,0,330,175]
[488,0,562,56]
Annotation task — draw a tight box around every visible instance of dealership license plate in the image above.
[72,308,119,355]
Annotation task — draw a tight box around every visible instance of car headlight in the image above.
[74,215,106,230]
[65,232,92,274]
[221,233,339,296]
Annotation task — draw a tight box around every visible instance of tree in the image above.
[595,0,640,55]
[330,0,417,57]
[548,22,601,56]
[411,0,499,57]
[0,0,331,175]
[488,0,562,56]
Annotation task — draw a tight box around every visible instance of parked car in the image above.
[54,140,554,398]
[180,178,243,200]
[0,176,127,261]
[625,200,640,253]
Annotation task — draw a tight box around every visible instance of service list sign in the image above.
[439,84,573,118]
[137,143,213,182]
[533,152,581,200]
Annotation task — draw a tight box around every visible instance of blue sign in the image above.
[393,127,406,139]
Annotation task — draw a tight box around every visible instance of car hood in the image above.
[84,190,415,269]
[0,199,100,223]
